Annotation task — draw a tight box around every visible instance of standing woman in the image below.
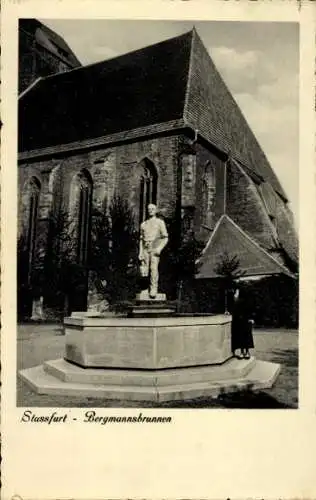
[231,287,254,359]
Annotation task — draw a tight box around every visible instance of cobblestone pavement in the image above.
[17,323,298,408]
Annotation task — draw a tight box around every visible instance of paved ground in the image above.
[17,323,298,408]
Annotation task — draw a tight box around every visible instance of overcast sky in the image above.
[41,19,299,222]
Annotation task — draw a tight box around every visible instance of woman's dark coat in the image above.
[230,294,254,352]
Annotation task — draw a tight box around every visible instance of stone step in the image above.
[135,292,166,301]
[131,304,176,311]
[128,302,176,317]
[19,359,281,402]
[129,308,176,317]
[19,365,157,401]
[133,299,177,308]
[43,357,256,386]
[133,301,176,307]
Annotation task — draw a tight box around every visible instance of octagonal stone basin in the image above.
[64,313,232,370]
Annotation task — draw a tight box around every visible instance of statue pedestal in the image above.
[135,290,166,301]
[127,290,176,317]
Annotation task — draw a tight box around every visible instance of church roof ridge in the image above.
[19,25,287,200]
[19,28,193,153]
[183,29,286,199]
[39,29,195,83]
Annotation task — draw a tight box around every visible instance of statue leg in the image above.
[149,254,159,298]
[140,250,149,277]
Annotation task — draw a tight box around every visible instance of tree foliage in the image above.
[17,234,32,319]
[43,207,86,315]
[214,251,246,312]
[89,195,138,304]
[214,252,246,290]
[162,216,204,310]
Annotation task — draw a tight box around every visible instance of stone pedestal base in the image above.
[19,312,281,403]
[19,357,281,402]
[130,291,176,317]
[64,314,232,369]
[135,290,166,301]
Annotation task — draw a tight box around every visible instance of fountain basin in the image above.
[64,313,232,369]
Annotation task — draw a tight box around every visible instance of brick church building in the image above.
[18,27,298,320]
[19,19,81,94]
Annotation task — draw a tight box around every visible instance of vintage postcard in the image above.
[1,0,316,498]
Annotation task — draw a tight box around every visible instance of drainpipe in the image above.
[223,152,231,216]
[223,153,231,313]
[188,128,199,147]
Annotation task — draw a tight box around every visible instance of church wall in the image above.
[19,134,180,232]
[114,135,180,225]
[18,159,61,247]
[19,27,36,93]
[193,143,225,243]
[226,160,278,250]
[18,134,181,317]
[19,21,80,94]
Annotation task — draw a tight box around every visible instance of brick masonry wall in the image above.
[19,29,63,93]
[115,135,180,225]
[19,29,36,93]
[19,25,76,93]
[193,142,225,243]
[19,131,296,318]
[19,135,289,269]
[226,160,278,250]
[18,134,181,267]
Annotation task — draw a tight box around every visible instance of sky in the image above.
[41,19,299,222]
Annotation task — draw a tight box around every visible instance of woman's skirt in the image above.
[231,318,254,351]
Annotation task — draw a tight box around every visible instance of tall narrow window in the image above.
[139,159,157,224]
[27,177,41,282]
[77,179,92,264]
[202,163,216,228]
[69,170,93,265]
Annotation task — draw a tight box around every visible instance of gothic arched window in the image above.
[202,163,216,228]
[139,159,157,224]
[27,176,41,281]
[70,170,93,265]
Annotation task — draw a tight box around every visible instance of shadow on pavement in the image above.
[216,390,294,409]
[268,348,298,369]
[150,390,294,409]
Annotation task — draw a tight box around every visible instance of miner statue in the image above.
[139,204,168,299]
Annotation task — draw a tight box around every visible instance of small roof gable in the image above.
[196,215,294,279]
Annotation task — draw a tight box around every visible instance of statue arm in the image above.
[154,221,168,255]
[139,225,144,260]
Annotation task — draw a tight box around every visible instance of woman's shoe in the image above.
[244,352,251,359]
[233,351,242,360]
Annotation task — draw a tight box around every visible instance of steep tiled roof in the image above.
[185,29,286,199]
[19,28,286,199]
[196,215,294,279]
[19,31,192,152]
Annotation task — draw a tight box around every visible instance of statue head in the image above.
[233,287,240,300]
[147,204,157,217]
